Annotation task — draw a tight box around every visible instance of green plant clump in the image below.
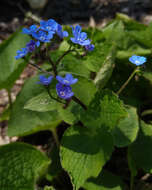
[1,14,152,190]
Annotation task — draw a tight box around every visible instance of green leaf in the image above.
[60,125,114,190]
[72,77,97,106]
[24,91,59,112]
[116,13,146,31]
[44,186,55,190]
[81,89,127,130]
[7,76,62,137]
[129,23,152,48]
[129,120,152,173]
[141,71,152,85]
[102,20,126,49]
[0,142,50,190]
[83,170,126,190]
[116,45,151,60]
[51,50,91,79]
[46,147,62,182]
[127,148,137,182]
[57,100,83,125]
[82,43,113,72]
[93,44,116,88]
[59,53,91,79]
[113,106,139,147]
[0,28,30,90]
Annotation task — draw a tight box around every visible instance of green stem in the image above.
[55,49,73,66]
[45,87,65,104]
[51,128,60,147]
[117,67,140,95]
[130,174,134,190]
[7,89,12,109]
[29,61,52,75]
[72,96,87,110]
[47,55,57,77]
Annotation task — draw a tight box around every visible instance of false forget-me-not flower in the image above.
[40,19,58,33]
[15,48,28,60]
[71,25,91,46]
[22,25,38,35]
[38,75,53,86]
[56,74,78,86]
[26,40,40,52]
[57,24,68,38]
[32,30,53,43]
[56,83,74,99]
[85,44,95,51]
[129,55,147,66]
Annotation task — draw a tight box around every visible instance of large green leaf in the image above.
[60,125,114,190]
[102,20,127,49]
[93,43,116,88]
[7,76,62,137]
[129,23,152,48]
[72,77,97,106]
[83,170,126,190]
[81,89,127,130]
[0,29,30,90]
[116,13,146,31]
[0,142,50,190]
[24,91,59,112]
[129,120,152,173]
[57,100,83,125]
[113,106,139,147]
[51,51,91,79]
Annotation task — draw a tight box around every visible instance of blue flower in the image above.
[38,75,53,86]
[22,25,38,35]
[15,48,28,60]
[40,19,58,33]
[32,30,53,42]
[56,83,74,99]
[56,74,78,86]
[26,40,40,52]
[129,55,147,66]
[56,24,68,38]
[85,44,95,51]
[70,25,91,46]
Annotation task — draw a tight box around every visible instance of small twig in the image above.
[29,60,52,75]
[72,96,87,110]
[117,67,140,95]
[55,49,73,66]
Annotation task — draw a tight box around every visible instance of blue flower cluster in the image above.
[15,19,94,59]
[38,73,78,100]
[129,55,146,66]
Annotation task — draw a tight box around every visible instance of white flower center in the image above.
[60,91,65,96]
[40,36,45,41]
[64,80,69,84]
[135,60,140,64]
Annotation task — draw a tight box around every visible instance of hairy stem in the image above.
[117,67,140,95]
[45,87,65,104]
[55,49,73,66]
[72,96,87,110]
[29,61,52,74]
[51,128,60,147]
[7,89,12,109]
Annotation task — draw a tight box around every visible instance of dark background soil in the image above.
[1,0,152,23]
